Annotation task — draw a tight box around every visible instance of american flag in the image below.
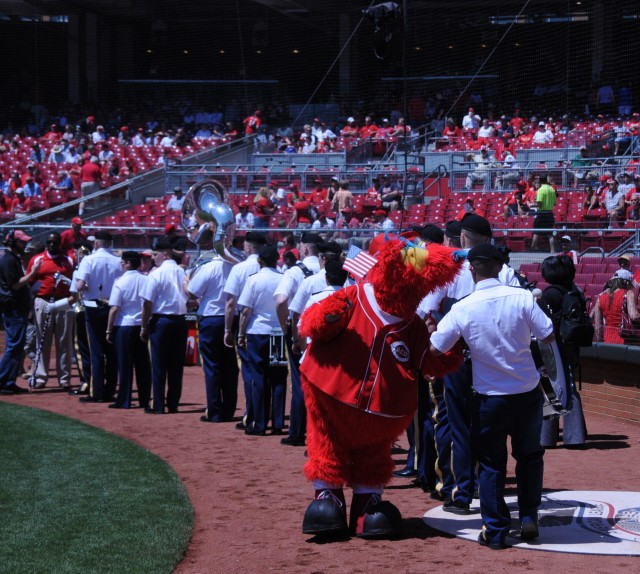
[343,244,377,280]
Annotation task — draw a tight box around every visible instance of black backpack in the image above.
[553,285,594,347]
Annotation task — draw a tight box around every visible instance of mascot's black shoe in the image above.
[302,489,348,536]
[349,494,403,539]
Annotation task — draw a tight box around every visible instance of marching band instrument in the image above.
[530,338,573,419]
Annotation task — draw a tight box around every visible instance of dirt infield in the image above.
[3,367,639,574]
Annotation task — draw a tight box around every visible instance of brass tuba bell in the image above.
[181,179,236,260]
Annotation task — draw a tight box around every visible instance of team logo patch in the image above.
[390,341,410,363]
[423,491,640,555]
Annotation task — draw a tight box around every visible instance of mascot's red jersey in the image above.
[301,282,431,417]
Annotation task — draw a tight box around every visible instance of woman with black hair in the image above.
[539,255,588,448]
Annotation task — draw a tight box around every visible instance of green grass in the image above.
[0,402,193,574]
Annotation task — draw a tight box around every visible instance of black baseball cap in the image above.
[445,220,462,239]
[245,231,268,245]
[468,242,504,263]
[301,232,323,244]
[421,224,444,244]
[461,214,492,237]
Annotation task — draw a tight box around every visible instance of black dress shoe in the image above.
[442,500,472,515]
[271,428,284,436]
[79,396,102,403]
[245,428,266,436]
[392,468,417,478]
[108,403,128,409]
[280,436,305,446]
[145,407,164,414]
[200,415,221,423]
[167,407,178,414]
[478,531,511,550]
[235,422,247,430]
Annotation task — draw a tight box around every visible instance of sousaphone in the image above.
[181,179,239,264]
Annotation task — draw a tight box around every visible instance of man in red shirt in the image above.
[243,110,261,136]
[308,179,328,204]
[359,116,378,140]
[60,217,87,256]
[27,232,76,389]
[79,156,101,216]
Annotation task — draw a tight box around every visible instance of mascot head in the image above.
[366,233,463,319]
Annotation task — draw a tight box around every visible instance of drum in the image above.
[530,339,572,419]
[269,329,288,366]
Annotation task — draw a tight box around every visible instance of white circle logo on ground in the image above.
[423,491,640,555]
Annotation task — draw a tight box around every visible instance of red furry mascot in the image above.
[298,234,464,539]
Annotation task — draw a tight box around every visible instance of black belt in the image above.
[153,313,185,319]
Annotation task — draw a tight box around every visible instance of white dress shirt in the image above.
[140,259,187,315]
[430,279,553,395]
[76,248,122,300]
[187,258,233,316]
[238,267,283,335]
[109,270,147,326]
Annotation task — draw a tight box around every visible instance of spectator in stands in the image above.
[456,198,483,220]
[243,110,261,136]
[503,189,528,217]
[365,177,383,204]
[47,143,66,164]
[252,186,274,229]
[269,180,286,206]
[300,127,317,154]
[11,188,30,213]
[327,176,339,202]
[194,124,212,139]
[53,170,74,194]
[132,128,145,147]
[286,183,305,208]
[23,177,41,199]
[331,180,353,213]
[308,179,327,204]
[530,174,557,252]
[532,121,553,144]
[442,118,461,144]
[376,118,393,140]
[160,130,175,147]
[593,269,638,344]
[617,253,632,272]
[359,116,378,140]
[603,179,626,227]
[380,174,402,212]
[464,146,493,191]
[340,117,358,138]
[235,202,255,229]
[64,145,79,164]
[29,143,44,164]
[477,118,494,141]
[626,193,640,221]
[557,235,579,264]
[568,146,593,188]
[583,184,599,211]
[389,117,410,139]
[60,217,86,255]
[618,172,636,200]
[612,118,632,155]
[92,125,106,144]
[310,208,336,237]
[494,151,521,190]
[461,107,480,130]
[289,195,313,229]
[79,155,101,216]
[517,124,533,146]
[98,142,114,164]
[167,186,185,212]
[278,235,300,263]
[368,209,394,232]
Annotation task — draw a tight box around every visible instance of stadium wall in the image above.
[579,344,640,425]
